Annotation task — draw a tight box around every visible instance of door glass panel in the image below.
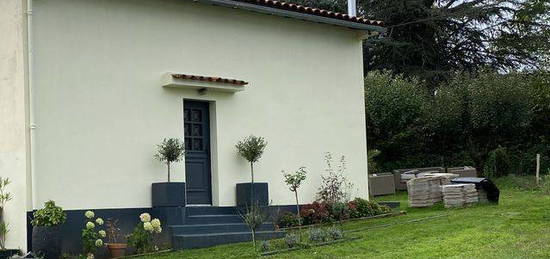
[192,138,203,151]
[191,109,202,122]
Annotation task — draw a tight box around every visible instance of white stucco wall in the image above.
[31,0,368,209]
[0,0,29,251]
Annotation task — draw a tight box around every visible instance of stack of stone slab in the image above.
[442,184,478,208]
[406,174,459,207]
[407,177,433,207]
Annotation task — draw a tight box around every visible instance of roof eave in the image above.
[190,0,386,33]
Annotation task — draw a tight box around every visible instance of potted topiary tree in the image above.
[31,200,67,259]
[236,135,268,207]
[152,138,186,207]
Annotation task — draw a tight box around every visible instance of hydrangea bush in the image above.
[127,213,162,254]
[81,210,105,258]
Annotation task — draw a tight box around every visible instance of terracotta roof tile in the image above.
[171,73,249,86]
[237,0,384,26]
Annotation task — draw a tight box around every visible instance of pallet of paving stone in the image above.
[442,184,478,208]
[407,176,449,207]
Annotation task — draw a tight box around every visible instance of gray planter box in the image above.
[447,166,477,177]
[236,182,269,207]
[32,225,62,259]
[152,182,186,207]
[392,167,445,191]
[369,173,396,196]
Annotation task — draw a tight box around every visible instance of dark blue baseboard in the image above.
[25,204,298,258]
[27,207,154,258]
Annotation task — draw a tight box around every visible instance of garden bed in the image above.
[278,211,406,231]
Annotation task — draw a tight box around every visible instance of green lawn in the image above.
[137,177,550,258]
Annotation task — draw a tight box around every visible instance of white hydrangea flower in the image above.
[95,218,104,226]
[154,226,162,234]
[95,239,104,247]
[86,222,95,229]
[151,218,161,228]
[85,210,95,219]
[143,222,154,232]
[139,213,151,223]
[98,230,106,238]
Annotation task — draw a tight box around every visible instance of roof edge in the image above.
[189,0,386,33]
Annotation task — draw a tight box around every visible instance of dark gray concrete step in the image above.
[172,231,285,249]
[169,222,274,235]
[185,214,244,225]
[186,206,239,216]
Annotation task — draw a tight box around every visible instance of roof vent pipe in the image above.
[347,0,357,17]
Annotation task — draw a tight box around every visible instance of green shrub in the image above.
[329,202,350,221]
[81,210,105,256]
[127,213,162,254]
[31,200,67,227]
[348,198,391,218]
[276,212,300,228]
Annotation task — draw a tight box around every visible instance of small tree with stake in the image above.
[236,135,267,205]
[154,138,185,182]
[283,167,307,225]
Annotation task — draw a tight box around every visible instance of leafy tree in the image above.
[289,0,550,84]
[283,167,307,223]
[154,138,185,182]
[364,70,428,170]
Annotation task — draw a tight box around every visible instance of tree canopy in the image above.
[289,0,550,84]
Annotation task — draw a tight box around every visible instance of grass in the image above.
[136,176,550,258]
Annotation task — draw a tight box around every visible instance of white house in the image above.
[0,0,384,253]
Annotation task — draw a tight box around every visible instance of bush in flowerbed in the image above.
[299,202,331,225]
[81,210,106,259]
[330,202,350,221]
[348,198,392,218]
[276,212,300,228]
[127,213,162,254]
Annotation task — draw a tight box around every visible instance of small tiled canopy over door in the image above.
[184,100,212,205]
